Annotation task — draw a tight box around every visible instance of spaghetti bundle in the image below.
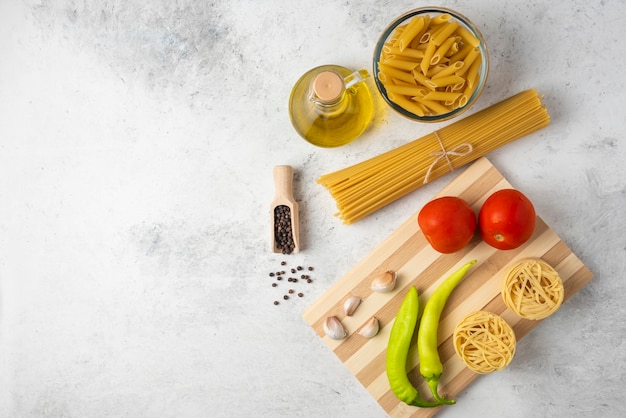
[317,89,550,224]
[453,311,516,374]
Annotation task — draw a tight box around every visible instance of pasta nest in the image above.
[453,311,516,374]
[502,258,564,320]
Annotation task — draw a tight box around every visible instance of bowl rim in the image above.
[373,6,490,122]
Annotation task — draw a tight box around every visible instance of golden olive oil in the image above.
[289,65,374,148]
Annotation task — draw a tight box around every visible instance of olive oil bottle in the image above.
[289,65,374,147]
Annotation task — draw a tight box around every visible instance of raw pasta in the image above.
[316,90,550,224]
[377,13,486,116]
[453,311,516,374]
[502,258,564,320]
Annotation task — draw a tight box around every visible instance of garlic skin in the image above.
[370,271,398,293]
[323,316,347,340]
[343,296,362,316]
[358,317,380,338]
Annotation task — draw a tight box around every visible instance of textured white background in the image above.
[1,0,625,417]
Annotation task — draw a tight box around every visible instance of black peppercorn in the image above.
[274,205,295,254]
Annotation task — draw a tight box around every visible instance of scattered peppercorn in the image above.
[269,262,316,305]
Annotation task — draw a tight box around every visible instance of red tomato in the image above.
[478,189,536,250]
[417,196,476,254]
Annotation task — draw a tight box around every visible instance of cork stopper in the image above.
[313,71,344,103]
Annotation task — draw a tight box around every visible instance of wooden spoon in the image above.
[270,165,300,254]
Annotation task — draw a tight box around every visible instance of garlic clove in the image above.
[370,271,398,293]
[357,316,380,338]
[323,316,347,340]
[343,296,362,316]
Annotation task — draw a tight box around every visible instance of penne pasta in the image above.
[382,56,420,71]
[395,16,425,51]
[387,93,426,117]
[378,63,417,85]
[456,47,481,76]
[429,74,465,88]
[412,96,452,114]
[447,43,474,64]
[465,55,482,89]
[384,46,425,60]
[420,40,437,75]
[423,91,462,102]
[431,21,459,46]
[456,25,481,47]
[431,60,464,79]
[412,15,431,46]
[411,69,437,90]
[431,36,457,65]
[375,11,487,117]
[431,13,452,25]
[459,73,480,106]
[426,63,450,78]
[384,83,429,97]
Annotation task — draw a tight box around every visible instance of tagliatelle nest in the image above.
[502,258,564,320]
[453,311,516,374]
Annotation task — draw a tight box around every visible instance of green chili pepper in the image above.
[386,286,441,408]
[418,259,477,405]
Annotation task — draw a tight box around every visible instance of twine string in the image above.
[423,131,473,184]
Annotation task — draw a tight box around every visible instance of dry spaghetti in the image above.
[453,311,516,374]
[502,258,564,320]
[317,89,550,224]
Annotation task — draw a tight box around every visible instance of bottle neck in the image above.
[309,71,349,117]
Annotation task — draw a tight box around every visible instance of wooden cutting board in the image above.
[302,157,593,417]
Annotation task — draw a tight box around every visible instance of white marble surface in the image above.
[1,0,625,417]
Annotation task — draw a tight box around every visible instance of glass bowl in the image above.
[373,7,489,122]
